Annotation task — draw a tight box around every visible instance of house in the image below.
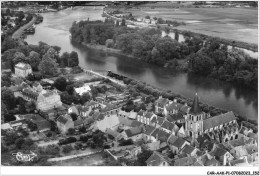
[56,115,74,134]
[100,104,120,116]
[106,145,142,160]
[105,128,120,139]
[180,144,198,157]
[128,111,137,120]
[151,129,171,143]
[74,84,91,96]
[146,151,171,166]
[173,156,196,166]
[68,105,80,116]
[120,126,143,142]
[166,113,185,124]
[154,96,170,114]
[20,87,62,112]
[145,141,160,151]
[160,120,175,134]
[138,111,156,125]
[143,125,157,142]
[170,137,190,154]
[210,147,234,166]
[14,63,32,77]
[150,116,165,128]
[74,119,84,129]
[165,101,182,115]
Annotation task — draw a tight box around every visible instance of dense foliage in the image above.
[70,20,257,90]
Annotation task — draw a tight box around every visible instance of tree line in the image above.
[70,20,257,90]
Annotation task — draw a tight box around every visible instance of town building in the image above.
[14,62,32,77]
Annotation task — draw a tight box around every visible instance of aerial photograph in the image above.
[1,1,258,169]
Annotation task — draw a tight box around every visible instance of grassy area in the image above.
[125,7,257,45]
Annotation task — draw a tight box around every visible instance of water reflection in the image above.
[24,7,257,121]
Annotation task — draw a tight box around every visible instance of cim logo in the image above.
[12,151,37,162]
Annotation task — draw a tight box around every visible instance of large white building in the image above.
[14,62,32,77]
[20,82,62,111]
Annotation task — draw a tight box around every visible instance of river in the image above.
[25,6,257,121]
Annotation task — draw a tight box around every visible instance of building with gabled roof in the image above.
[209,147,234,166]
[56,115,74,134]
[146,151,171,166]
[15,62,32,77]
[180,144,198,157]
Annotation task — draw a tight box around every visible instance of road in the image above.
[12,16,37,39]
[47,150,102,162]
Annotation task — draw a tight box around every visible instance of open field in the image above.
[127,7,258,44]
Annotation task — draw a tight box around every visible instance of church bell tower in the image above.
[185,93,204,139]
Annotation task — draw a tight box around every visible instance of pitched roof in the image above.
[22,88,39,98]
[128,111,137,119]
[124,127,143,138]
[161,121,175,131]
[181,144,196,155]
[145,151,171,166]
[167,135,179,145]
[210,147,228,157]
[137,110,145,116]
[193,161,204,166]
[156,97,169,106]
[74,119,84,126]
[144,125,156,135]
[174,156,196,166]
[105,128,120,138]
[229,158,246,166]
[204,158,219,166]
[83,117,94,125]
[166,113,184,123]
[145,112,154,119]
[166,102,182,111]
[189,93,202,115]
[203,111,236,131]
[180,104,191,114]
[57,115,68,124]
[130,120,143,127]
[172,137,187,148]
[151,129,171,143]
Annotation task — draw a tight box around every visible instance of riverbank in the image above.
[81,42,187,71]
[107,71,258,130]
[12,15,37,40]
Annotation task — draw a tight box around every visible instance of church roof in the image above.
[146,151,171,166]
[203,111,236,131]
[189,93,202,115]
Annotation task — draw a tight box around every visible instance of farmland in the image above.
[127,7,258,44]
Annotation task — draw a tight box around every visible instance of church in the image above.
[185,93,238,142]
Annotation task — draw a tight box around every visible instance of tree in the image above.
[1,102,8,123]
[13,52,28,65]
[105,39,114,48]
[69,51,79,67]
[28,51,41,71]
[66,84,75,95]
[1,88,15,110]
[25,101,36,113]
[54,76,67,91]
[67,128,75,135]
[26,120,38,131]
[165,27,170,35]
[145,15,150,19]
[153,17,157,20]
[38,57,58,76]
[80,93,91,104]
[2,37,19,52]
[62,145,73,154]
[15,138,25,149]
[121,18,126,26]
[60,52,70,67]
